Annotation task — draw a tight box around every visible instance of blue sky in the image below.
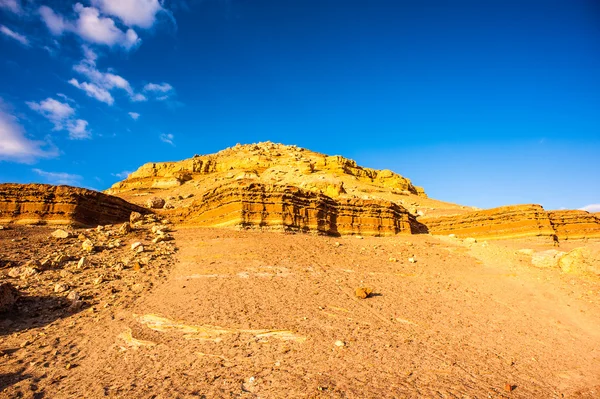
[0,0,598,211]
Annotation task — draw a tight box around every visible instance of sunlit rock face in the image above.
[0,183,146,226]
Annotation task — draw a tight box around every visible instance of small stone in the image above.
[355,287,373,299]
[334,340,345,347]
[77,257,88,269]
[355,235,363,240]
[163,202,174,209]
[54,283,69,293]
[334,242,340,247]
[119,222,132,234]
[448,234,456,238]
[93,276,104,285]
[389,257,397,262]
[130,212,143,224]
[0,283,19,312]
[51,229,71,239]
[408,257,416,263]
[20,340,31,348]
[464,237,477,244]
[0,225,5,230]
[146,197,165,209]
[67,291,80,301]
[131,242,142,251]
[96,225,104,232]
[136,245,144,253]
[82,239,95,252]
[504,383,514,392]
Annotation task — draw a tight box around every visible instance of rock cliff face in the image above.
[420,205,555,240]
[177,181,426,236]
[420,205,600,240]
[548,210,600,240]
[0,183,147,226]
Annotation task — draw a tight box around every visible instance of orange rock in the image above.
[355,287,373,299]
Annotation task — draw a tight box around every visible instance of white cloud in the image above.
[0,100,58,163]
[70,47,145,104]
[91,0,163,29]
[66,119,90,140]
[69,78,114,105]
[112,170,132,179]
[144,82,173,93]
[0,25,29,46]
[39,6,68,35]
[39,4,141,51]
[26,98,75,122]
[128,112,140,120]
[0,0,21,14]
[32,168,82,186]
[159,133,174,146]
[27,97,91,140]
[580,204,600,213]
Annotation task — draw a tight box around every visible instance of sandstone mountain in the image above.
[106,142,600,240]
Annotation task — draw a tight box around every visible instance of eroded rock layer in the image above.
[0,183,147,226]
[549,210,600,240]
[421,205,600,240]
[177,181,425,236]
[420,205,556,240]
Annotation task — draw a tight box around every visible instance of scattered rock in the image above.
[355,287,373,299]
[531,250,565,269]
[82,239,95,252]
[51,229,71,239]
[77,257,88,269]
[0,283,18,312]
[54,283,69,293]
[131,242,142,251]
[119,222,132,234]
[146,197,166,209]
[67,291,80,301]
[130,211,143,224]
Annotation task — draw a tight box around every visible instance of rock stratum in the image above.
[420,204,600,240]
[177,181,427,236]
[0,183,146,226]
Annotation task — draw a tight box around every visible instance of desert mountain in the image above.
[106,142,600,240]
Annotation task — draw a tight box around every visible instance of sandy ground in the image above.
[1,227,600,398]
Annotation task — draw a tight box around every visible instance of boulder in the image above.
[0,283,18,312]
[146,197,166,209]
[130,212,143,224]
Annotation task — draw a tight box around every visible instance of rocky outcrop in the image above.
[107,142,427,198]
[421,205,600,241]
[420,204,556,240]
[548,210,600,240]
[0,183,147,226]
[177,181,426,236]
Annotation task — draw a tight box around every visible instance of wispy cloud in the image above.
[0,0,22,15]
[91,0,164,29]
[0,99,58,164]
[159,133,174,146]
[39,4,140,51]
[128,112,140,120]
[580,204,600,213]
[0,25,29,46]
[26,97,91,140]
[32,168,82,186]
[69,46,146,105]
[144,82,177,103]
[112,170,132,179]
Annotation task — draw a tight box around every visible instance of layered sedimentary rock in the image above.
[178,181,426,236]
[0,183,147,226]
[548,210,600,240]
[420,205,556,240]
[421,205,600,240]
[107,142,427,198]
